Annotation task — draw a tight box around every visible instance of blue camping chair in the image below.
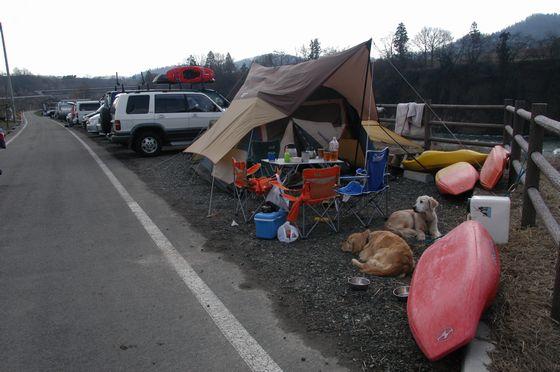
[337,147,390,226]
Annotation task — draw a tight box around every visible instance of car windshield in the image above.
[202,91,230,109]
[79,103,100,111]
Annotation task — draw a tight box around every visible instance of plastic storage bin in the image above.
[469,195,510,244]
[254,210,287,239]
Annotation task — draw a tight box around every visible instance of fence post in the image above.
[553,249,560,321]
[508,100,525,186]
[423,99,432,150]
[502,99,513,146]
[521,103,547,227]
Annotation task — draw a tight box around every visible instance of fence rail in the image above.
[502,99,560,321]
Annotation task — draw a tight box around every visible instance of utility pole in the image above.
[0,22,16,129]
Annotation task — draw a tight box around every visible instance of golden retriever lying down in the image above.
[342,230,415,278]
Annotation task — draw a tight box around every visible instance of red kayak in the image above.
[166,66,215,84]
[407,220,500,361]
[479,145,509,190]
[435,162,479,195]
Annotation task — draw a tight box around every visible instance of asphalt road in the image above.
[0,113,343,371]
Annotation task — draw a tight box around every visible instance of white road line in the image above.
[54,119,282,372]
[6,114,29,145]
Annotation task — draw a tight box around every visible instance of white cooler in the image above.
[469,195,511,244]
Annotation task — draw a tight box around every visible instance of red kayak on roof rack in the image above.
[166,66,215,84]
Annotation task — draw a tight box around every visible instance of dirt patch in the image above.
[86,134,475,371]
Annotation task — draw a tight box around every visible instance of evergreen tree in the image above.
[466,22,483,64]
[496,32,511,68]
[205,51,216,68]
[308,38,321,59]
[393,23,409,60]
[224,53,236,73]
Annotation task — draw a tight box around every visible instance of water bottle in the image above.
[329,137,339,160]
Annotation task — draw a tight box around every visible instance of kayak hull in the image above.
[407,221,500,361]
[480,145,509,190]
[402,150,488,172]
[435,162,479,195]
[166,66,215,84]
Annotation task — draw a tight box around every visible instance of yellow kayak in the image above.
[402,149,488,172]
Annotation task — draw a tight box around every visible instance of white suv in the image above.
[110,91,225,156]
[74,100,101,125]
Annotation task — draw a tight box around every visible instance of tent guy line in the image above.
[47,116,283,372]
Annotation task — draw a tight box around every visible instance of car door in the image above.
[154,94,190,142]
[120,94,152,132]
[186,93,223,135]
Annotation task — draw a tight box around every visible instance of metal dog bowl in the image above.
[348,277,370,290]
[393,286,410,301]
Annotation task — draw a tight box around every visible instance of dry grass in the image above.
[488,177,560,371]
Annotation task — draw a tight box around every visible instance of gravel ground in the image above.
[85,132,476,371]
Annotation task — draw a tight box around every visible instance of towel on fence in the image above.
[395,103,425,135]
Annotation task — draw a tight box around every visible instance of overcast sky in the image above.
[1,0,558,77]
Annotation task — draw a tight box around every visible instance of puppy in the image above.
[342,230,415,278]
[384,195,441,241]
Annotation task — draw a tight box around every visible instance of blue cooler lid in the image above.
[254,210,287,221]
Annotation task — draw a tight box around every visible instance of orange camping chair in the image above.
[278,166,341,238]
[232,158,274,223]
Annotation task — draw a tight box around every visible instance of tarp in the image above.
[186,40,376,169]
[362,120,423,153]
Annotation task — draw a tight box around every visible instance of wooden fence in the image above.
[377,102,504,150]
[379,100,560,321]
[502,99,560,321]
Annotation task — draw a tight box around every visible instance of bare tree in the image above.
[296,44,309,60]
[321,46,341,56]
[273,50,287,65]
[412,27,453,66]
[377,34,394,59]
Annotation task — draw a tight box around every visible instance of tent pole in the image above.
[355,40,372,167]
[247,128,255,161]
[207,174,215,217]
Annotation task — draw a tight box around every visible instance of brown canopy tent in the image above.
[186,40,413,184]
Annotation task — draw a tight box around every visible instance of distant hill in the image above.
[500,13,560,40]
[235,53,303,68]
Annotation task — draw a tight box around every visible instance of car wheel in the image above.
[134,131,161,157]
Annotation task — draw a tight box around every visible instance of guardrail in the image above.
[377,102,505,150]
[502,99,560,321]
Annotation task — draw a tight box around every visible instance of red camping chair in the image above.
[232,158,274,223]
[275,166,341,238]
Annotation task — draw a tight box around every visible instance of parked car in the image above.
[86,113,101,134]
[73,100,101,125]
[110,90,225,156]
[55,101,74,121]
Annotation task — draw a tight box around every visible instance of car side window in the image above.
[186,94,219,113]
[155,94,189,113]
[126,95,150,114]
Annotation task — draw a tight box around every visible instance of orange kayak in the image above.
[435,162,479,195]
[479,145,509,190]
[408,220,500,361]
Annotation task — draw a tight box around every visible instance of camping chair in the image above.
[232,158,274,223]
[249,140,281,176]
[337,147,389,227]
[276,166,341,238]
